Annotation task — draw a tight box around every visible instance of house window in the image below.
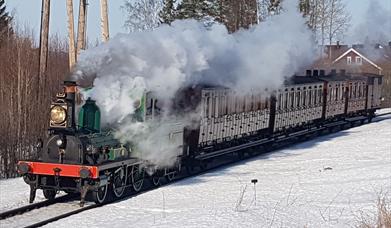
[347,56,352,65]
[356,56,362,65]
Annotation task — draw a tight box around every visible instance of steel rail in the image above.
[24,204,100,228]
[0,194,76,220]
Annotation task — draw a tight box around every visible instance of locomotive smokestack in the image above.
[64,81,77,128]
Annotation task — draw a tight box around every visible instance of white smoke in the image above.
[347,0,391,45]
[74,0,316,168]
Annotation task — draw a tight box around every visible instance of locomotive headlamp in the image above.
[56,139,64,147]
[50,105,67,124]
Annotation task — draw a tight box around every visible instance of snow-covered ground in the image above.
[0,178,47,212]
[1,114,390,227]
[376,108,391,115]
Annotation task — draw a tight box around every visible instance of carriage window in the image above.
[335,87,339,101]
[230,95,235,114]
[284,92,288,109]
[250,94,254,111]
[349,85,353,98]
[317,89,321,104]
[224,94,229,115]
[290,92,294,108]
[214,96,219,117]
[205,97,210,118]
[247,95,252,112]
[219,95,224,116]
[296,91,301,107]
[308,90,312,106]
[278,93,283,110]
[255,94,259,110]
[320,89,323,103]
[242,96,246,112]
[211,96,216,117]
[237,96,244,113]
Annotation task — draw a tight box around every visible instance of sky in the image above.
[6,0,391,44]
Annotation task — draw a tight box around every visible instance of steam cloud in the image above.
[348,0,391,44]
[73,0,316,168]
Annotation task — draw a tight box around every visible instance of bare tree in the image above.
[122,0,163,33]
[0,23,68,178]
[326,0,350,45]
[300,0,350,45]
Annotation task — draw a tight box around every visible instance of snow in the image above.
[376,108,391,115]
[0,178,47,212]
[1,114,390,227]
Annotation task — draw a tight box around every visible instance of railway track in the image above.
[0,194,76,220]
[1,112,390,227]
[0,192,100,228]
[375,111,391,118]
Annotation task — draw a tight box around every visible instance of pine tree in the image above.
[176,0,205,20]
[160,0,177,24]
[0,0,12,40]
[174,0,223,26]
[268,0,282,15]
[299,0,310,16]
[122,0,163,32]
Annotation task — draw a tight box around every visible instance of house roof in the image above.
[332,48,382,71]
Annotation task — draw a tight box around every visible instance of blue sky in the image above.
[6,0,391,43]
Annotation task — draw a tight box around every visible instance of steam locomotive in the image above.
[17,70,383,206]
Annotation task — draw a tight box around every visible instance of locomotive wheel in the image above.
[43,189,56,200]
[112,173,126,198]
[92,184,108,204]
[132,165,145,192]
[152,176,162,186]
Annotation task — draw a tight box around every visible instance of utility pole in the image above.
[100,0,109,42]
[76,0,88,56]
[66,0,77,70]
[38,0,50,97]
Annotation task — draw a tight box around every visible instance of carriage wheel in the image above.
[43,189,56,200]
[165,169,176,182]
[92,184,108,204]
[132,165,145,192]
[152,176,162,186]
[112,171,126,198]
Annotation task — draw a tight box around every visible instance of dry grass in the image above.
[357,195,391,228]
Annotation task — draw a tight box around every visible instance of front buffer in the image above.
[17,159,140,206]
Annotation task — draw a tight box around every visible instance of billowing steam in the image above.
[347,0,391,45]
[73,0,316,168]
